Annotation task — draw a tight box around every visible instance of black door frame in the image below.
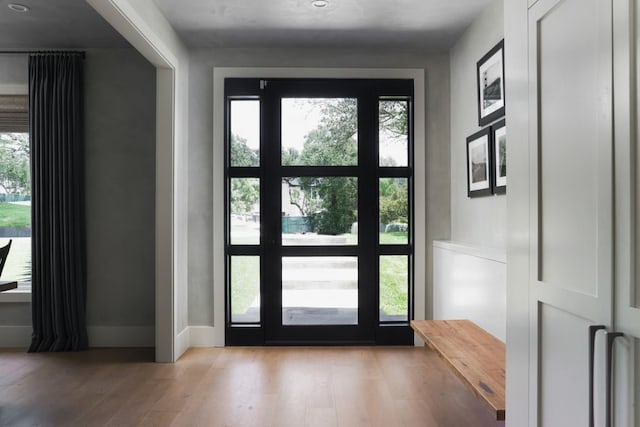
[225,78,414,346]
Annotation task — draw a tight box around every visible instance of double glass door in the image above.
[225,78,413,345]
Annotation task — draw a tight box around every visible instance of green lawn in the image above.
[342,231,408,245]
[0,202,30,228]
[231,256,260,315]
[379,255,409,315]
[379,231,408,244]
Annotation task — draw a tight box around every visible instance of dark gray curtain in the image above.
[28,53,88,352]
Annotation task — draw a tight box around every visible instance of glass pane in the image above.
[281,98,358,166]
[379,99,409,167]
[230,178,260,245]
[231,256,260,323]
[379,256,409,322]
[230,100,260,167]
[379,178,409,245]
[282,256,358,325]
[282,177,357,246]
[0,132,31,282]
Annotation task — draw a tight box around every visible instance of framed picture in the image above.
[492,119,506,194]
[467,127,492,198]
[477,40,505,126]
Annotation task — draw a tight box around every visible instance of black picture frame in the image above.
[466,127,493,198]
[492,119,506,194]
[477,40,505,126]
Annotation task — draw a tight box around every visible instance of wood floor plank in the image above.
[137,410,179,427]
[0,346,505,427]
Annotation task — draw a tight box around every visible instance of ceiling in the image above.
[1,0,492,51]
[0,0,129,48]
[154,0,492,50]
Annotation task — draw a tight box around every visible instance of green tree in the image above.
[281,147,300,166]
[231,178,259,214]
[283,176,321,218]
[295,99,358,234]
[291,99,407,234]
[229,134,259,214]
[230,133,258,167]
[316,177,357,235]
[0,133,30,195]
[379,100,408,139]
[300,99,358,167]
[379,178,408,225]
[277,98,409,234]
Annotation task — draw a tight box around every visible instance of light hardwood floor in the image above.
[0,346,504,427]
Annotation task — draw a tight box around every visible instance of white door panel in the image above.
[613,0,640,341]
[612,2,640,425]
[529,0,612,321]
[528,0,613,424]
[540,304,592,426]
[537,0,601,298]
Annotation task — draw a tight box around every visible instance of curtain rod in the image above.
[0,50,85,59]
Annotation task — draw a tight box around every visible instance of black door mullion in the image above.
[261,84,282,340]
[377,245,412,256]
[281,166,359,177]
[228,167,261,178]
[228,245,262,256]
[377,168,412,178]
[280,246,359,257]
[357,90,378,338]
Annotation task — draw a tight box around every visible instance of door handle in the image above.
[605,331,624,427]
[589,325,606,427]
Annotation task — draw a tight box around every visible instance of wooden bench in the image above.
[410,319,505,421]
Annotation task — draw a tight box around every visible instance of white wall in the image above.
[504,0,530,424]
[84,49,156,345]
[187,48,452,331]
[432,0,507,348]
[0,49,157,347]
[433,240,506,341]
[88,0,191,361]
[449,0,506,249]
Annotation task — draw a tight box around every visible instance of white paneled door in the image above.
[612,1,640,425]
[528,0,640,425]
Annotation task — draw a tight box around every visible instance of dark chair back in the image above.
[0,240,12,278]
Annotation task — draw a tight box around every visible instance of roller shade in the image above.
[0,95,28,132]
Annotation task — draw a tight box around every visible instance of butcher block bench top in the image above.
[410,319,506,421]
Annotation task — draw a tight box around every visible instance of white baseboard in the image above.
[188,325,223,347]
[175,327,190,360]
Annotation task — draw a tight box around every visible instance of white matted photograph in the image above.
[466,127,492,197]
[492,119,506,194]
[477,40,505,126]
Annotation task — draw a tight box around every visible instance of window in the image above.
[0,95,31,290]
